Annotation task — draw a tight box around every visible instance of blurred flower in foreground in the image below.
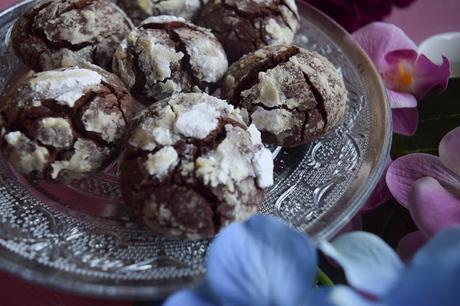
[305,0,416,32]
[386,126,460,256]
[164,215,332,306]
[164,215,460,306]
[321,227,460,306]
[353,22,450,136]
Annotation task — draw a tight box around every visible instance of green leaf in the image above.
[392,79,460,158]
[316,268,334,287]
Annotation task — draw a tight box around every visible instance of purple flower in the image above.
[386,126,460,257]
[305,0,416,32]
[386,127,460,237]
[352,22,450,136]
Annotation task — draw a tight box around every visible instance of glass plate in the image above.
[0,0,391,300]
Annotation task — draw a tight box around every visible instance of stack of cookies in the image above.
[0,0,347,239]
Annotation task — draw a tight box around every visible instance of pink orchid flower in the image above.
[386,126,460,258]
[352,22,450,136]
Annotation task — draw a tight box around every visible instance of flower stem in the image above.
[317,268,334,287]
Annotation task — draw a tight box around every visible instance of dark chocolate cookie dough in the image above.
[10,0,133,72]
[120,93,274,239]
[112,16,228,105]
[222,45,348,147]
[0,66,134,184]
[117,0,207,24]
[197,0,299,62]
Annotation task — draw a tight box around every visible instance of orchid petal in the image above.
[319,232,403,297]
[409,177,460,237]
[439,126,460,178]
[386,154,460,207]
[385,49,417,67]
[411,55,450,99]
[383,227,460,306]
[163,290,216,306]
[352,22,416,72]
[330,286,379,306]
[396,231,427,262]
[392,106,419,136]
[387,89,418,109]
[207,215,317,306]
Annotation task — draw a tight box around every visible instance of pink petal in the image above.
[392,107,419,136]
[387,89,418,109]
[385,49,417,67]
[409,177,460,237]
[439,126,460,178]
[386,154,460,207]
[396,231,427,262]
[411,55,450,99]
[352,22,417,72]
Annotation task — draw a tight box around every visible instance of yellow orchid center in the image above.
[396,61,414,91]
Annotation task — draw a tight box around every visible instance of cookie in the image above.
[112,15,228,105]
[117,0,207,24]
[222,45,347,147]
[0,66,134,184]
[120,93,273,239]
[197,0,299,62]
[10,0,134,72]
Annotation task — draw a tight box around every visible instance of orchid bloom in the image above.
[352,22,450,136]
[386,126,460,256]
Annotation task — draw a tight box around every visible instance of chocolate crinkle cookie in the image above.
[120,93,274,239]
[10,0,133,72]
[117,0,208,25]
[222,45,348,147]
[112,16,228,105]
[0,66,134,184]
[197,0,299,63]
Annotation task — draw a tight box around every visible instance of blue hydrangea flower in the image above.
[320,227,460,306]
[164,215,333,306]
[163,214,460,306]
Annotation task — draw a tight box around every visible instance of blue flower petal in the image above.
[319,232,403,297]
[207,215,317,306]
[329,286,379,306]
[303,287,341,306]
[383,227,460,306]
[163,289,216,306]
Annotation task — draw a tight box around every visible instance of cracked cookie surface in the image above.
[120,93,274,239]
[112,16,228,105]
[223,45,348,147]
[11,0,134,72]
[197,0,299,63]
[117,0,208,24]
[0,66,134,184]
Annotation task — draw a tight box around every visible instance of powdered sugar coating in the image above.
[118,0,206,24]
[112,16,228,105]
[120,93,273,239]
[28,69,102,108]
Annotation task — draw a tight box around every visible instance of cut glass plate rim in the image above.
[0,0,392,300]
